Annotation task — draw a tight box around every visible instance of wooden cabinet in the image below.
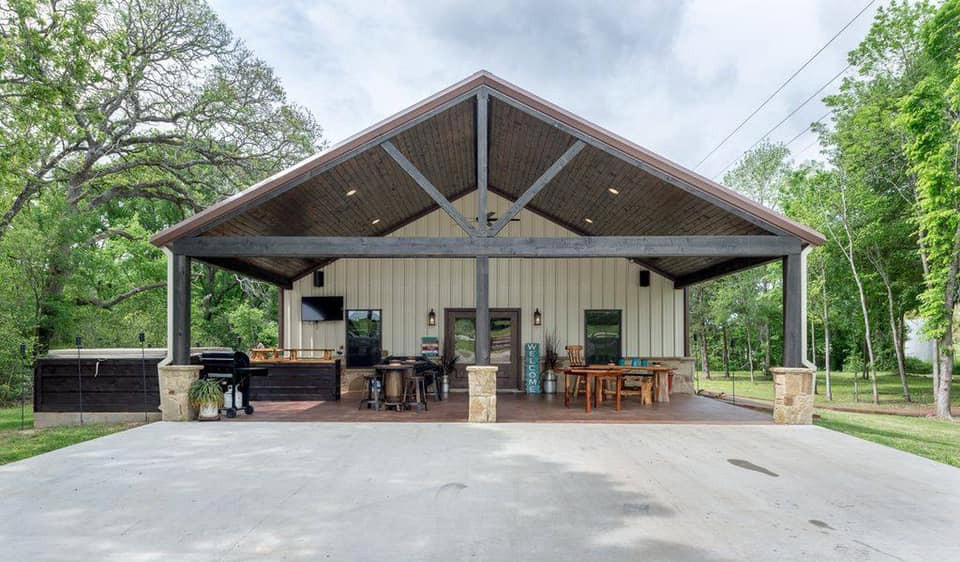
[248,360,341,401]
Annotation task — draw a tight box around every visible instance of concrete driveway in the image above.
[0,422,957,561]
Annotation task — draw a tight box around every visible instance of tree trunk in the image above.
[762,320,771,377]
[810,317,818,394]
[697,289,710,380]
[745,322,755,383]
[933,247,957,421]
[821,262,832,401]
[722,324,730,378]
[873,254,910,401]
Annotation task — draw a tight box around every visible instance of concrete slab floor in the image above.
[0,423,957,561]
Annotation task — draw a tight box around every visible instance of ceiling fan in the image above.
[480,211,520,228]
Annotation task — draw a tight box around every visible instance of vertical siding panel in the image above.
[675,289,685,356]
[615,259,628,356]
[626,265,638,357]
[650,272,663,356]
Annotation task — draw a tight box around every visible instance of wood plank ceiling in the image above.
[200,95,781,285]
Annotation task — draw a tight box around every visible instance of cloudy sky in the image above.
[209,0,879,180]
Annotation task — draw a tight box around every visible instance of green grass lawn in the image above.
[697,370,960,468]
[696,370,959,411]
[815,409,960,468]
[0,405,142,465]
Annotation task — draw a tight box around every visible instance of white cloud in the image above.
[209,0,879,178]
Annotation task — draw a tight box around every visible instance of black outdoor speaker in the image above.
[314,271,324,287]
[639,270,651,287]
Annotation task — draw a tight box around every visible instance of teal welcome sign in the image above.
[524,343,541,394]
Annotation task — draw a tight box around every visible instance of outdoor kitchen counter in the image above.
[248,359,341,401]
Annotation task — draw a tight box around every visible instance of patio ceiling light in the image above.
[608,188,619,195]
[584,218,593,224]
[346,189,357,196]
[371,218,380,225]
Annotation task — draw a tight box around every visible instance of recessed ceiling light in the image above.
[608,188,620,195]
[346,189,357,196]
[371,218,380,225]
[584,218,593,224]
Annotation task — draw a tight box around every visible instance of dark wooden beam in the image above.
[783,253,803,368]
[173,235,803,259]
[476,89,489,235]
[476,256,490,364]
[171,253,191,365]
[673,257,779,288]
[381,140,479,237]
[489,140,585,236]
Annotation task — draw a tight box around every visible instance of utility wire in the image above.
[713,66,850,179]
[692,0,877,171]
[785,109,834,147]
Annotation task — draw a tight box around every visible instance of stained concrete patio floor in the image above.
[1,422,957,560]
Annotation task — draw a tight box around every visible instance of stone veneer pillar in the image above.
[771,367,814,425]
[158,364,203,421]
[467,365,498,422]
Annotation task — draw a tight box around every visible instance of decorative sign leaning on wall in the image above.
[524,343,541,394]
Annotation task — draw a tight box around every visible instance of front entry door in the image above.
[444,308,520,390]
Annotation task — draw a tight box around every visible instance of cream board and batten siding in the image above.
[283,192,686,359]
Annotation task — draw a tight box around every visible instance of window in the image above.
[585,310,622,364]
[346,310,381,367]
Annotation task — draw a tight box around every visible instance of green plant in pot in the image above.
[541,331,561,394]
[438,349,460,395]
[189,379,224,421]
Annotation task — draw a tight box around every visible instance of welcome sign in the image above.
[524,342,541,394]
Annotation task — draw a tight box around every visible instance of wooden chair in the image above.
[565,345,587,397]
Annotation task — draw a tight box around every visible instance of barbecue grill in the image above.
[199,351,268,417]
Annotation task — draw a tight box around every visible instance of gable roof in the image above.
[151,70,823,286]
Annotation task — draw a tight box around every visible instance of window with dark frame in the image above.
[584,310,622,365]
[346,309,382,367]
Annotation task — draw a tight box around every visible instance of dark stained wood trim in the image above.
[381,140,479,236]
[171,254,191,365]
[173,235,804,259]
[489,140,585,236]
[783,253,803,368]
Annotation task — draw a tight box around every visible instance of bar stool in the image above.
[402,373,428,412]
[359,372,383,411]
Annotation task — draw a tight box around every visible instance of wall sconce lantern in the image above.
[427,309,437,326]
[533,308,542,326]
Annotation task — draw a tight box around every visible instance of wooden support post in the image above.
[783,253,802,368]
[476,89,489,234]
[171,253,192,365]
[476,256,490,365]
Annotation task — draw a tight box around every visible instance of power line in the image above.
[692,0,877,171]
[712,66,849,179]
[785,109,834,146]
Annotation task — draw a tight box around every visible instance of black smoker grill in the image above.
[199,351,268,417]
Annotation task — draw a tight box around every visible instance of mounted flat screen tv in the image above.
[301,296,344,322]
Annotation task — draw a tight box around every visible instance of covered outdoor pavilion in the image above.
[151,71,823,420]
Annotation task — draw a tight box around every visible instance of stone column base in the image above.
[158,364,203,421]
[771,367,814,425]
[467,365,498,422]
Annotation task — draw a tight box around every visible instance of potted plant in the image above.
[438,349,460,396]
[541,331,561,394]
[189,379,224,421]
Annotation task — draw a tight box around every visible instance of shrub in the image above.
[903,356,933,374]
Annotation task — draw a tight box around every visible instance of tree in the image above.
[897,0,960,420]
[0,0,321,351]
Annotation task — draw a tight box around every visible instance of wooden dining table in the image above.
[563,368,626,413]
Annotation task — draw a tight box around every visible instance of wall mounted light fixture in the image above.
[427,309,437,326]
[533,308,542,326]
